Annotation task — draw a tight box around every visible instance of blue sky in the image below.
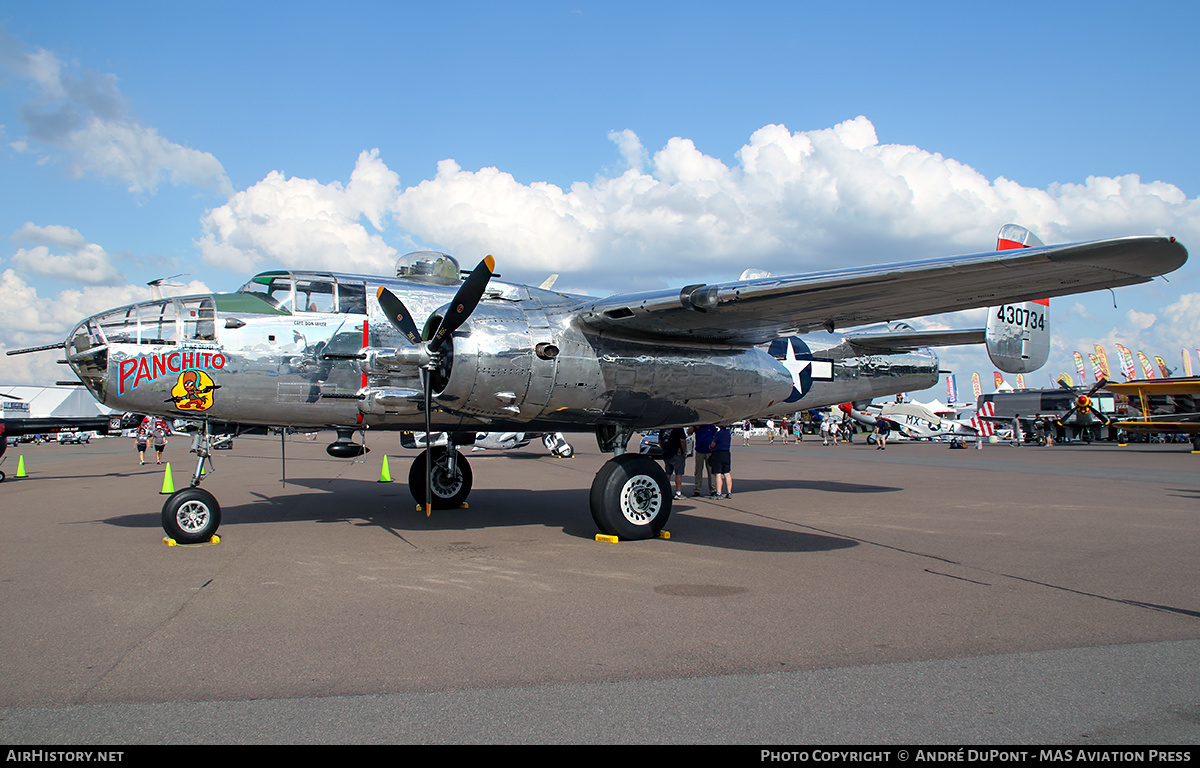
[2,1,1199,395]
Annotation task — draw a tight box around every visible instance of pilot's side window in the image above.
[295,280,337,313]
[268,279,295,313]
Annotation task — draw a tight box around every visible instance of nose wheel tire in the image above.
[590,454,672,540]
[162,488,222,544]
[408,448,473,510]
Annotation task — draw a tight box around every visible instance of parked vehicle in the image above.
[638,430,695,458]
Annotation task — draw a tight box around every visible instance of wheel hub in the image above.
[430,463,463,498]
[176,500,211,534]
[619,475,661,525]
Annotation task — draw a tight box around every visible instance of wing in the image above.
[575,236,1186,345]
[1104,377,1200,396]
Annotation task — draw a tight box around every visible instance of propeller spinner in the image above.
[1057,378,1111,426]
[376,255,496,516]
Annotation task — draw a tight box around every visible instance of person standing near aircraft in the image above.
[709,424,733,499]
[875,419,891,450]
[659,427,688,499]
[136,414,150,465]
[1011,414,1023,446]
[152,416,170,464]
[741,419,752,446]
[693,424,716,497]
[766,418,776,444]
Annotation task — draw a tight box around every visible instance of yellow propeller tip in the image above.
[484,255,495,271]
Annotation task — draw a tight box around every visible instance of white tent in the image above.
[1,386,117,420]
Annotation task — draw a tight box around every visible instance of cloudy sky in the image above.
[2,1,1198,398]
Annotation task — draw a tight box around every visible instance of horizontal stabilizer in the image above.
[847,329,985,353]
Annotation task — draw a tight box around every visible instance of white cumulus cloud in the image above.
[8,222,124,285]
[197,150,400,274]
[0,27,231,196]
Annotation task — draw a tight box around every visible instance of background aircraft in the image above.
[838,400,986,443]
[1103,377,1200,449]
[7,227,1186,541]
[401,430,575,458]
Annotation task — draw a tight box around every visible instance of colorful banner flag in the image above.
[1073,352,1087,382]
[1154,355,1170,378]
[946,373,957,404]
[1093,344,1111,378]
[1015,373,1026,389]
[994,371,1004,390]
[1184,350,1194,378]
[971,372,982,400]
[1087,353,1103,381]
[1115,344,1136,379]
[1136,351,1157,379]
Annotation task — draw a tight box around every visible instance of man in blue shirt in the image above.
[708,425,733,499]
[692,424,716,497]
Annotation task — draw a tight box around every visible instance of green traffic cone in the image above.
[160,462,175,495]
[379,455,393,483]
[16,455,26,478]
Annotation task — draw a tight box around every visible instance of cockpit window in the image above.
[295,279,336,313]
[337,282,367,314]
[237,272,294,312]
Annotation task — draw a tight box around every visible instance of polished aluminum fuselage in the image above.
[65,272,938,433]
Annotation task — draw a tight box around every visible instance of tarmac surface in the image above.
[1,431,1198,744]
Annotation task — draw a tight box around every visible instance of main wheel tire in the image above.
[162,488,221,544]
[590,454,673,540]
[409,448,473,510]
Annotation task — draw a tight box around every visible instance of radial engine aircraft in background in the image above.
[7,225,1186,541]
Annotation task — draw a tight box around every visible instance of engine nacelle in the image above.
[432,304,542,419]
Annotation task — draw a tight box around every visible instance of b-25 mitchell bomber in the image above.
[9,225,1186,542]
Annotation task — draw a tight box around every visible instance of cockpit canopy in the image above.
[236,271,367,314]
[395,251,460,285]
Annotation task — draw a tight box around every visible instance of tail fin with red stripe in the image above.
[985,224,1050,374]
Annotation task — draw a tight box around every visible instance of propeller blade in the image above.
[376,287,422,345]
[428,255,495,353]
